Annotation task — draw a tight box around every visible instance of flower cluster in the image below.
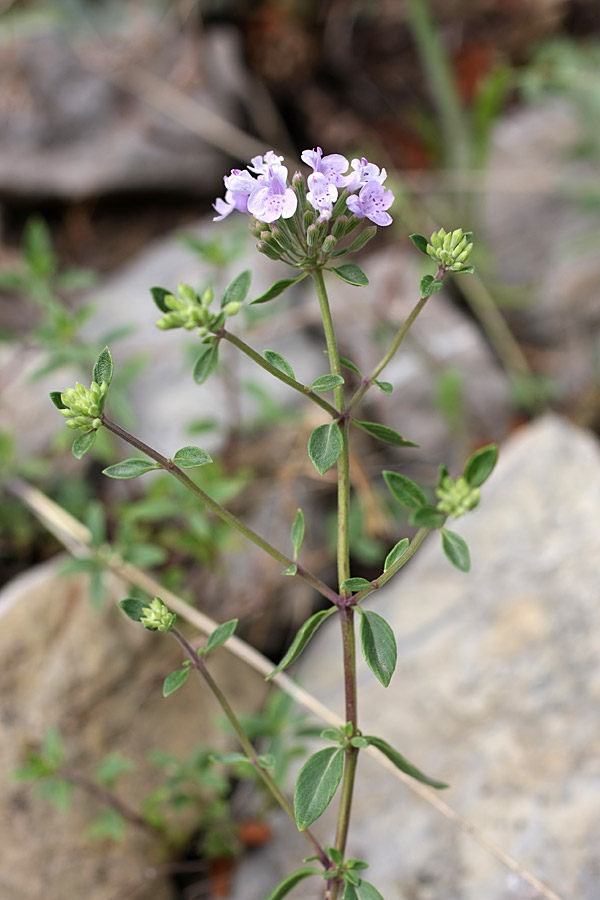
[155,283,241,337]
[436,475,480,518]
[58,380,107,431]
[426,228,473,272]
[214,148,393,227]
[140,597,177,633]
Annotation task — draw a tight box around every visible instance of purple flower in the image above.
[306,171,338,222]
[213,169,258,221]
[247,164,297,223]
[344,157,387,192]
[301,147,349,188]
[248,151,285,176]
[346,181,394,226]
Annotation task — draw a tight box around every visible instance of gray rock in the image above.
[0,559,265,900]
[229,415,600,900]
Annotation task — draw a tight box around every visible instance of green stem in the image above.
[101,415,339,606]
[220,328,339,418]
[170,627,330,868]
[348,292,431,413]
[352,527,431,605]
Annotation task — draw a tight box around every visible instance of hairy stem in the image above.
[220,328,339,417]
[170,627,330,868]
[101,415,339,606]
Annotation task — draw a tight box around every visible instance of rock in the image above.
[0,559,265,900]
[229,415,600,899]
[0,19,244,198]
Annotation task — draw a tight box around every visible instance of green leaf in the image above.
[357,881,386,900]
[308,422,343,475]
[149,286,172,313]
[43,727,64,768]
[374,380,393,394]
[357,609,397,688]
[266,608,335,680]
[120,598,147,622]
[291,508,305,559]
[35,778,73,813]
[362,735,449,789]
[211,751,250,766]
[87,807,126,841]
[320,728,343,743]
[173,446,213,468]
[250,274,307,305]
[264,349,295,380]
[24,216,54,277]
[193,343,219,384]
[221,269,251,308]
[441,528,470,572]
[310,373,344,392]
[49,390,67,410]
[94,754,133,789]
[409,233,429,255]
[337,354,362,377]
[163,668,191,698]
[205,618,238,653]
[330,264,369,287]
[382,471,426,508]
[419,275,444,299]
[92,346,113,387]
[453,265,474,274]
[262,868,322,900]
[353,421,418,448]
[409,506,446,528]
[72,430,96,459]
[281,564,297,576]
[103,458,160,479]
[341,577,373,592]
[384,538,410,571]
[294,747,344,830]
[342,883,359,900]
[464,444,498,487]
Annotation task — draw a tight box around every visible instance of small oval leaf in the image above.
[353,421,418,448]
[310,374,344,392]
[409,506,446,528]
[362,735,449,789]
[267,608,335,680]
[382,471,426,508]
[150,286,172,313]
[163,668,190,698]
[193,343,219,384]
[173,446,213,468]
[374,379,393,394]
[308,422,343,475]
[384,538,410,571]
[409,233,429,255]
[441,528,470,572]
[72,430,96,459]
[358,609,397,688]
[205,618,238,653]
[356,881,386,900]
[464,444,498,487]
[330,264,369,287]
[49,390,67,410]
[341,577,373,592]
[119,598,147,622]
[264,349,295,380]
[102,459,160,479]
[221,269,251,308]
[420,275,444,299]
[291,508,305,559]
[93,346,113,387]
[294,747,344,830]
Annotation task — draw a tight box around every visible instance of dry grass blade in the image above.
[9,478,565,900]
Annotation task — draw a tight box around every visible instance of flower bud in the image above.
[222,301,241,317]
[306,223,319,248]
[256,240,282,260]
[321,235,338,255]
[332,215,349,239]
[140,597,176,633]
[436,476,480,518]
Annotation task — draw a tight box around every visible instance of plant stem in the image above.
[170,627,330,868]
[347,292,431,413]
[352,526,431,605]
[312,268,357,898]
[220,328,339,418]
[101,415,339,606]
[60,769,158,836]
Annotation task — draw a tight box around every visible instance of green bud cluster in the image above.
[156,283,240,336]
[426,228,473,272]
[59,381,107,430]
[140,597,176,633]
[436,475,480,518]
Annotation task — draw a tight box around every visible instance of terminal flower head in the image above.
[301,147,349,187]
[344,156,387,192]
[306,171,338,222]
[247,163,297,223]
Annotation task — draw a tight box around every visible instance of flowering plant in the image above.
[51,147,493,900]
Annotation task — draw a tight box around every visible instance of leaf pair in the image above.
[102,446,212,480]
